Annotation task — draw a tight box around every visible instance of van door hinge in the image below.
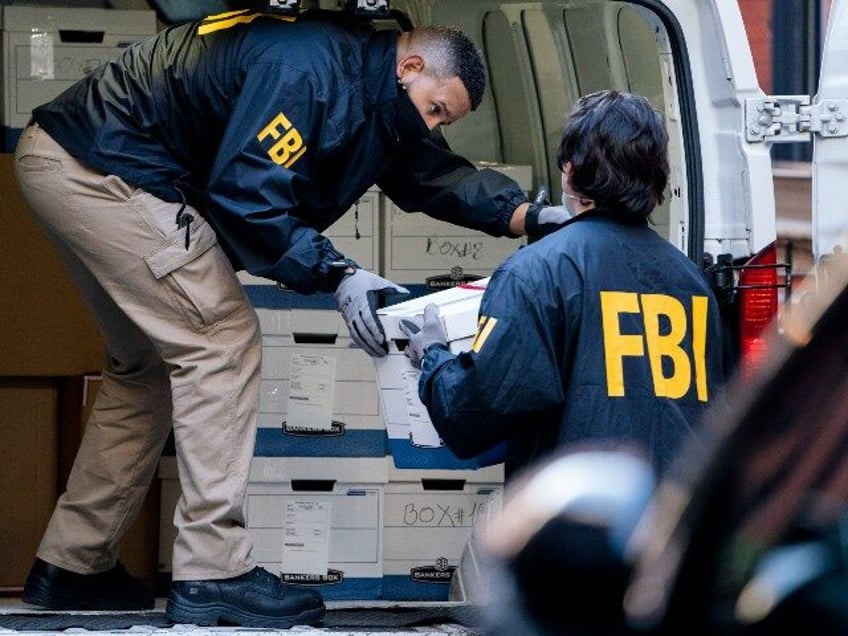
[745,96,848,143]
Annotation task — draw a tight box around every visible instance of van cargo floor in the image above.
[0,599,482,635]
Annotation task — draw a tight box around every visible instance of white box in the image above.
[375,282,486,437]
[379,164,530,288]
[387,462,504,484]
[1,6,157,149]
[158,456,388,601]
[382,475,502,601]
[256,306,344,337]
[238,188,380,299]
[374,281,506,470]
[376,279,489,346]
[381,202,524,289]
[253,308,385,457]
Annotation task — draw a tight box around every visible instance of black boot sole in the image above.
[165,598,325,628]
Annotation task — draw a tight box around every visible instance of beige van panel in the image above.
[392,0,685,244]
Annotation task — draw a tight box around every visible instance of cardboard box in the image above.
[382,473,502,601]
[0,154,104,376]
[158,456,387,600]
[386,462,504,485]
[238,188,380,310]
[254,308,384,458]
[380,203,524,293]
[0,379,59,589]
[377,280,489,345]
[374,281,505,470]
[379,164,529,292]
[1,6,157,150]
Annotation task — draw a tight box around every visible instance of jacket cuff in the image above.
[326,257,359,291]
[523,202,543,238]
[420,342,452,376]
[503,191,532,238]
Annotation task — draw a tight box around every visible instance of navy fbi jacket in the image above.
[32,11,527,293]
[418,210,726,478]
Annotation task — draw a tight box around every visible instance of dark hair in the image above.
[410,26,486,111]
[555,90,669,219]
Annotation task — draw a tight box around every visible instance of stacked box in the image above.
[238,188,380,310]
[382,462,503,601]
[158,456,388,600]
[255,307,385,459]
[374,280,505,470]
[379,163,531,296]
[1,6,157,150]
[373,281,506,599]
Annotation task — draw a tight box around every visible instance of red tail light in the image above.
[738,243,780,378]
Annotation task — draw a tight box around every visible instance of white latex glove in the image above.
[398,303,448,369]
[334,269,408,357]
[524,202,572,238]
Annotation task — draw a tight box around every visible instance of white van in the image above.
[365,0,844,377]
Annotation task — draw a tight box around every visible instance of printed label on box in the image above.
[402,369,442,448]
[286,354,336,431]
[282,500,331,576]
[29,30,54,79]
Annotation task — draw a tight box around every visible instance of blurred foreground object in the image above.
[469,449,655,636]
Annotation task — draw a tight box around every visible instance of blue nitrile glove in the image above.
[334,268,409,357]
[398,303,448,369]
[524,202,572,238]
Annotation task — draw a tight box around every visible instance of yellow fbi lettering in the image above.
[197,11,296,35]
[471,316,498,353]
[601,291,709,401]
[257,113,306,169]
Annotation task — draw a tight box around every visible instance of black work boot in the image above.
[22,558,155,610]
[166,566,325,628]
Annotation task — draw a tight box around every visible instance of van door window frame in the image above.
[630,0,704,261]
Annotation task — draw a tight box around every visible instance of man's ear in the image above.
[396,54,424,80]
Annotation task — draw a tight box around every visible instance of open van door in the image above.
[744,0,848,282]
[811,0,848,277]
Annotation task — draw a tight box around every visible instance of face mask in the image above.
[393,87,430,147]
[560,192,578,219]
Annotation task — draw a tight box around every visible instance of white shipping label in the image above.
[281,500,331,576]
[402,369,443,447]
[287,354,336,431]
[30,29,55,80]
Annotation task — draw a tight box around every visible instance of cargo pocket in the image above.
[144,211,248,332]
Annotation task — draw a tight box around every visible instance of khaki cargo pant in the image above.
[14,124,262,581]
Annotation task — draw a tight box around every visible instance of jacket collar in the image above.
[364,29,399,108]
[571,205,649,227]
